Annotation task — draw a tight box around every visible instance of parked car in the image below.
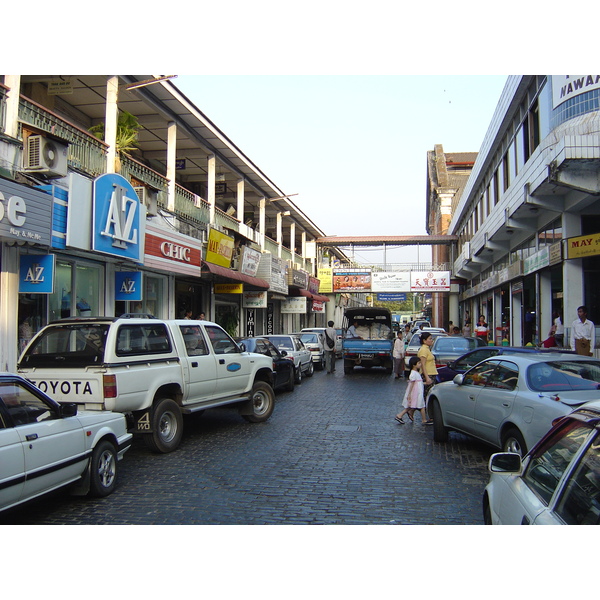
[266,334,314,382]
[404,330,448,376]
[296,332,326,370]
[0,373,132,513]
[410,320,431,333]
[301,327,343,358]
[237,337,295,392]
[428,353,600,457]
[483,398,600,524]
[436,346,577,383]
[431,335,488,368]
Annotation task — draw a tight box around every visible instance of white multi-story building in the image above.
[451,75,600,349]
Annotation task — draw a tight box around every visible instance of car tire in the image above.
[144,397,183,454]
[501,427,527,457]
[305,361,314,377]
[285,368,295,392]
[89,439,118,497]
[430,398,449,443]
[344,360,353,374]
[243,381,275,423]
[316,357,325,371]
[294,365,303,384]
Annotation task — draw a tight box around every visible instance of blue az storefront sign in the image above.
[92,174,145,262]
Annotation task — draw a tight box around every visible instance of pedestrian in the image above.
[395,356,431,425]
[346,320,362,339]
[553,311,564,347]
[462,319,472,337]
[324,320,337,374]
[196,312,206,320]
[451,326,462,336]
[417,331,436,423]
[570,306,595,356]
[392,330,405,379]
[474,315,488,341]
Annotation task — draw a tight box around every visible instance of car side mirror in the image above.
[453,374,465,385]
[488,452,522,474]
[280,350,288,357]
[60,403,78,417]
[238,342,246,352]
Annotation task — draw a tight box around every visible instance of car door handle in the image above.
[219,359,225,364]
[26,433,38,441]
[469,395,476,401]
[502,402,510,407]
[191,362,198,367]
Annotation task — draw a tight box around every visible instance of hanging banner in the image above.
[243,291,268,308]
[214,283,243,294]
[19,254,55,294]
[333,269,371,292]
[281,297,307,314]
[372,272,410,292]
[206,227,235,267]
[410,271,450,292]
[311,300,325,313]
[317,268,333,293]
[115,271,143,301]
[239,245,262,277]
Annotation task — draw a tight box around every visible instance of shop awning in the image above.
[201,261,270,290]
[293,288,330,303]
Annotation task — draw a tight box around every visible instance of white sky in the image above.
[175,74,508,265]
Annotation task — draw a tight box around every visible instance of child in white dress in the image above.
[395,356,431,424]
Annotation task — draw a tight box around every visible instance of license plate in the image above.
[359,353,373,359]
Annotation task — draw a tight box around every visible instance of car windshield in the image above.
[268,336,294,350]
[19,324,110,367]
[527,360,600,392]
[300,334,318,344]
[434,338,471,352]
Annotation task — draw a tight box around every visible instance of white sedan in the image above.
[483,399,600,524]
[427,353,600,456]
[0,373,132,513]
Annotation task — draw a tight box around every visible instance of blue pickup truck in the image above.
[342,307,394,374]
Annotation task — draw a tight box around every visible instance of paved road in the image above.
[2,364,494,525]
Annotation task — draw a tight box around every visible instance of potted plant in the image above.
[89,110,141,171]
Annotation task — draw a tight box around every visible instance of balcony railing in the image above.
[18,95,107,176]
[174,184,210,224]
[214,207,239,233]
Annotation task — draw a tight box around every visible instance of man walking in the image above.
[571,306,595,356]
[324,320,337,374]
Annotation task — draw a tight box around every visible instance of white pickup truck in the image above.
[18,317,276,453]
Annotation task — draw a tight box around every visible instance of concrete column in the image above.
[237,179,245,221]
[105,76,119,174]
[166,121,177,212]
[290,221,296,258]
[4,75,21,139]
[207,154,216,224]
[276,212,284,257]
[511,289,523,346]
[259,197,266,251]
[539,270,552,343]
[0,245,20,372]
[562,211,583,347]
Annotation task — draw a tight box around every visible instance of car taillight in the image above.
[284,356,294,362]
[103,374,117,398]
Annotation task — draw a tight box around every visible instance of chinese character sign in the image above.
[410,271,450,292]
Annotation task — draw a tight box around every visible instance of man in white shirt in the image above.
[346,321,362,339]
[324,321,337,374]
[570,306,595,356]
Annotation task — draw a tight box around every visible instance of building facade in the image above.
[450,75,600,351]
[0,75,342,372]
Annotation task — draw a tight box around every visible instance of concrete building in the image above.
[450,75,600,350]
[0,75,345,372]
[426,145,476,329]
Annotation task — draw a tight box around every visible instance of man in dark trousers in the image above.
[324,320,337,374]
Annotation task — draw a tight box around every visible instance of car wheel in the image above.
[483,496,492,525]
[501,427,527,457]
[344,360,353,374]
[243,381,275,423]
[316,356,325,371]
[305,361,314,377]
[294,366,302,384]
[89,439,118,497]
[430,398,449,443]
[144,397,183,453]
[285,368,295,392]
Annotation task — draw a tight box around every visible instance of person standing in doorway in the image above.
[553,311,564,347]
[571,306,595,356]
[324,320,337,374]
[393,330,405,379]
[462,319,472,337]
[474,315,488,342]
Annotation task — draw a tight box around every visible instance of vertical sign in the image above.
[246,309,255,337]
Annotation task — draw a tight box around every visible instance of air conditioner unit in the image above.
[133,186,158,216]
[24,135,68,178]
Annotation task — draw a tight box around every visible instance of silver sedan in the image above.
[427,353,600,456]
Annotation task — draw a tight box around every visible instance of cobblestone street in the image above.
[2,365,493,525]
